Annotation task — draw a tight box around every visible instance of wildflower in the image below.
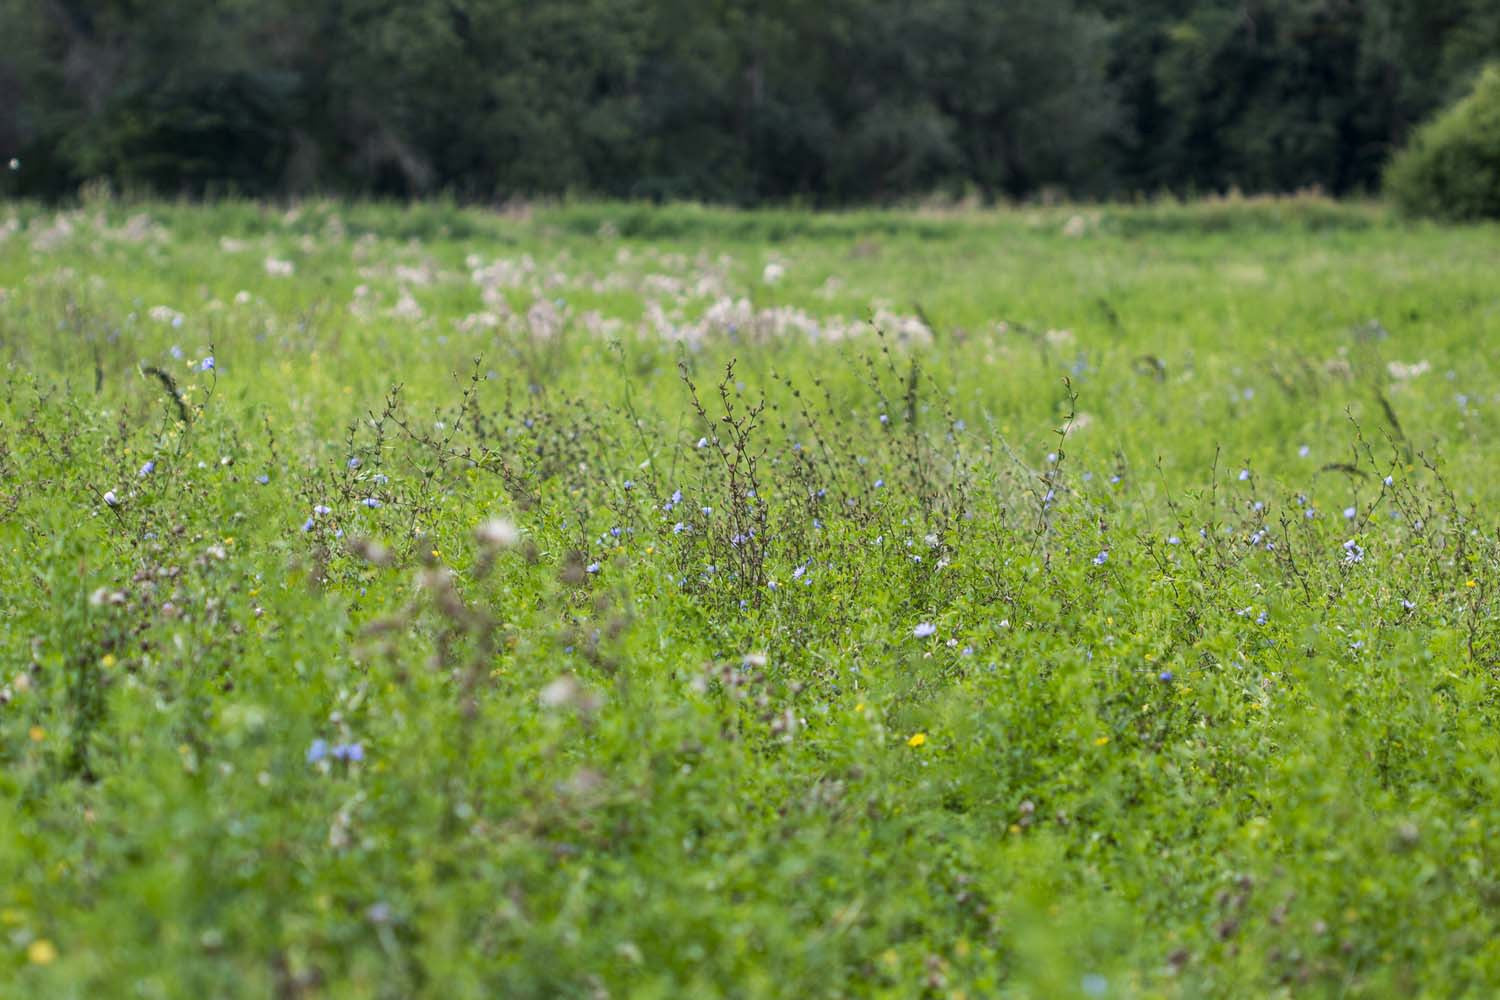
[347,457,361,469]
[874,479,885,489]
[200,356,215,372]
[1158,670,1174,683]
[138,460,155,477]
[792,564,807,580]
[697,437,708,448]
[475,517,520,549]
[1238,469,1251,481]
[256,474,270,485]
[27,940,56,965]
[332,742,364,762]
[301,517,315,532]
[1343,506,1357,520]
[622,479,634,490]
[360,497,381,509]
[313,504,331,516]
[103,490,119,507]
[1298,444,1310,457]
[585,562,601,574]
[1383,475,1394,486]
[1092,550,1108,566]
[879,413,889,425]
[907,732,927,747]
[1167,535,1181,545]
[672,522,688,534]
[913,622,937,638]
[306,739,329,763]
[1342,539,1365,564]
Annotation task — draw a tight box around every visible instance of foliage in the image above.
[1385,63,1500,220]
[1,197,1499,995]
[3,0,1497,202]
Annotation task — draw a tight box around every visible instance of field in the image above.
[2,196,1499,998]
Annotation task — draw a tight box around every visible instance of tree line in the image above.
[2,0,1497,203]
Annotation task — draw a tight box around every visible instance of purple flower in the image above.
[301,517,315,532]
[138,460,155,477]
[200,356,215,372]
[313,504,332,516]
[347,457,361,470]
[306,739,329,763]
[256,474,270,485]
[361,497,381,509]
[585,561,601,574]
[1092,550,1108,566]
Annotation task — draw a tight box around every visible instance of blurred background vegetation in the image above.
[1,0,1497,206]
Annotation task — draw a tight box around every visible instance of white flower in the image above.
[103,490,119,507]
[913,622,937,638]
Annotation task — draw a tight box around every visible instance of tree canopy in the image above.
[2,0,1497,202]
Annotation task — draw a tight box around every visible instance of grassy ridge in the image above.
[2,198,1499,997]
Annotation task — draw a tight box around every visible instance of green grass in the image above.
[2,195,1499,998]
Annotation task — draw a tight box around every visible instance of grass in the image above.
[2,195,1499,998]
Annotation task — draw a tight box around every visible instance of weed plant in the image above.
[1,197,1499,997]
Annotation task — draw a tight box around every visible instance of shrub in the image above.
[1385,64,1500,221]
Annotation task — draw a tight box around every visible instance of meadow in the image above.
[2,195,1499,998]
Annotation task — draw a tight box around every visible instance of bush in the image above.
[1385,64,1500,221]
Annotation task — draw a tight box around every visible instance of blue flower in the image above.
[138,460,155,477]
[361,497,381,508]
[1158,670,1174,683]
[332,742,364,762]
[306,739,329,763]
[200,356,215,372]
[301,517,315,532]
[347,457,362,470]
[585,562,601,574]
[1092,550,1108,566]
[913,622,937,638]
[256,474,270,485]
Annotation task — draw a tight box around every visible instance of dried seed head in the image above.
[475,517,520,549]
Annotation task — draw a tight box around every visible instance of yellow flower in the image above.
[28,939,57,965]
[1094,736,1110,746]
[1465,579,1478,588]
[28,726,44,743]
[854,702,865,714]
[101,654,117,669]
[907,732,927,747]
